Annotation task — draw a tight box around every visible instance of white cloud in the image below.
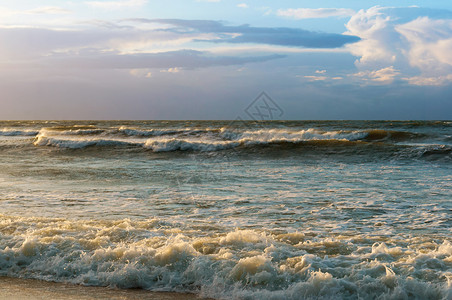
[403,75,452,86]
[345,6,398,67]
[345,6,452,86]
[300,73,343,82]
[302,75,327,81]
[395,17,452,74]
[237,3,248,9]
[130,68,152,78]
[354,66,400,84]
[277,8,355,19]
[27,7,71,15]
[0,6,71,17]
[86,0,147,9]
[160,67,181,73]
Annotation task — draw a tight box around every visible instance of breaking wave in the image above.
[0,215,450,299]
[0,122,446,162]
[26,126,450,162]
[0,128,39,136]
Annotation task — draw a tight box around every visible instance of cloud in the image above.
[129,68,152,78]
[0,27,135,60]
[299,70,343,82]
[0,25,200,60]
[26,7,71,15]
[345,6,452,86]
[277,8,355,19]
[354,66,400,84]
[345,6,399,67]
[134,19,360,48]
[160,67,181,73]
[0,24,284,71]
[0,6,71,17]
[403,75,452,86]
[86,0,147,9]
[237,3,249,9]
[395,17,452,73]
[52,49,284,69]
[303,75,327,81]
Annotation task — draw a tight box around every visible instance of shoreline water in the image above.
[0,276,201,300]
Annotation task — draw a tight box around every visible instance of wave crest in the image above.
[0,216,450,299]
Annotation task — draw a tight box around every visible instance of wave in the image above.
[117,126,217,137]
[30,127,451,161]
[39,128,106,136]
[363,129,424,142]
[0,123,441,161]
[420,145,452,159]
[144,139,238,152]
[0,215,450,299]
[28,126,431,143]
[33,135,138,149]
[118,127,184,137]
[0,128,39,136]
[32,129,369,151]
[237,128,368,142]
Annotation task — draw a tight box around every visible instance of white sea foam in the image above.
[0,216,450,299]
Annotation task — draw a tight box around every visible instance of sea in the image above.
[0,120,451,299]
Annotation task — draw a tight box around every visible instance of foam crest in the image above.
[1,215,450,299]
[238,128,368,143]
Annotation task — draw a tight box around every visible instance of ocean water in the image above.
[0,120,451,299]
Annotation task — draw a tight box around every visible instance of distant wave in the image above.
[0,128,39,136]
[420,145,452,158]
[33,135,137,149]
[3,125,436,143]
[117,126,218,137]
[363,129,424,142]
[28,126,449,158]
[144,139,238,152]
[0,123,442,162]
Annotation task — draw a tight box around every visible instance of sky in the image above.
[1,0,452,120]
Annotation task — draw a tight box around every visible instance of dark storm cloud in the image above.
[128,18,360,48]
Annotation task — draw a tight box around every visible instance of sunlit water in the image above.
[0,121,451,299]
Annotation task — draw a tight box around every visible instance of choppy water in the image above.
[0,120,451,299]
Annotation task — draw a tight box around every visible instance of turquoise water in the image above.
[0,121,451,299]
